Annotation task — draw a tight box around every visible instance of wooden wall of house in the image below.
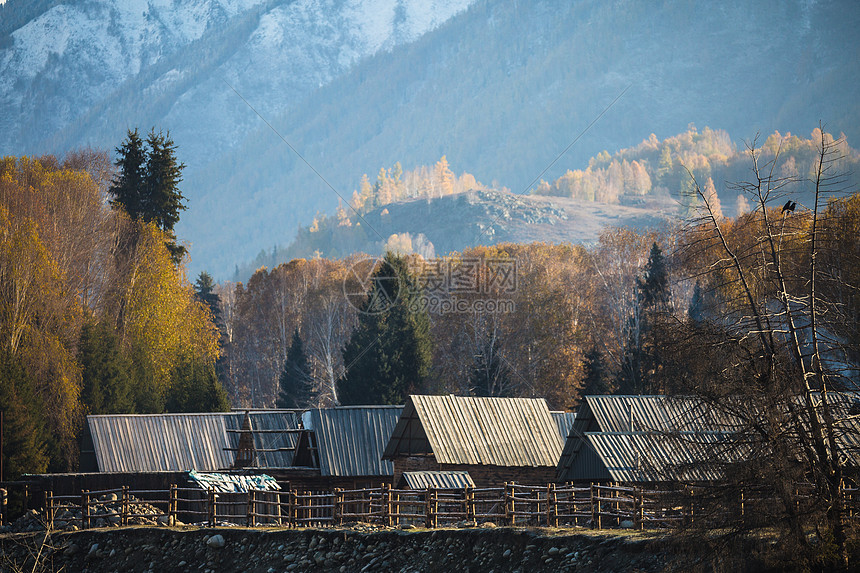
[392,456,557,488]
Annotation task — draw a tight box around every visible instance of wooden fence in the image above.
[40,482,860,531]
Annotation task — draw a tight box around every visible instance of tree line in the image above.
[0,129,227,479]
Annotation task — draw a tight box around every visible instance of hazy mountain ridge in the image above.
[184,0,860,278]
[1,0,858,279]
[0,0,475,160]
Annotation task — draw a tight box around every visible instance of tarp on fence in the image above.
[188,470,281,493]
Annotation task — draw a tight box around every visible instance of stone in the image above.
[502,549,511,558]
[620,519,635,529]
[548,547,560,555]
[88,543,100,557]
[479,521,497,528]
[64,543,79,556]
[206,534,226,549]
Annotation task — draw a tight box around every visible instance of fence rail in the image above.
[38,482,860,531]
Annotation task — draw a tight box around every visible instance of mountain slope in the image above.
[184,0,860,278]
[0,0,475,161]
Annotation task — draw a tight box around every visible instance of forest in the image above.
[0,141,227,480]
[1,128,858,486]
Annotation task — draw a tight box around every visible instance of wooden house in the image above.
[288,405,402,490]
[382,395,564,487]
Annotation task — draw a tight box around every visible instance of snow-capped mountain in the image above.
[0,0,474,160]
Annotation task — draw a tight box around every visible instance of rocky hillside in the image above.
[237,188,675,279]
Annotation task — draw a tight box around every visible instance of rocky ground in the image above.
[1,524,684,573]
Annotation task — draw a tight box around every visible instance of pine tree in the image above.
[194,272,222,327]
[109,128,187,263]
[109,128,147,220]
[165,357,230,413]
[581,347,610,396]
[277,328,315,409]
[337,253,432,405]
[0,351,49,478]
[79,320,134,414]
[638,242,670,310]
[144,129,187,262]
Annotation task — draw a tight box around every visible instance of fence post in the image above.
[168,484,177,526]
[208,490,217,528]
[465,487,474,523]
[739,488,745,527]
[333,488,342,526]
[0,488,6,526]
[505,483,515,526]
[44,491,53,529]
[547,483,556,527]
[287,490,295,528]
[120,486,128,526]
[82,490,91,530]
[634,488,642,531]
[589,484,595,529]
[247,489,255,527]
[381,484,391,527]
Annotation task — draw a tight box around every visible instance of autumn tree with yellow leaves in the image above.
[0,151,225,477]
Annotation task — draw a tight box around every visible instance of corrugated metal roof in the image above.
[384,395,563,467]
[226,412,300,468]
[401,471,475,489]
[307,406,402,477]
[585,395,737,433]
[551,411,576,440]
[88,411,299,472]
[585,432,739,483]
[556,395,740,481]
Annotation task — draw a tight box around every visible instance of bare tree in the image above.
[677,128,859,568]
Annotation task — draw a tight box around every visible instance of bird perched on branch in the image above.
[782,200,796,213]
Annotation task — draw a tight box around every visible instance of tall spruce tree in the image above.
[109,128,146,220]
[276,328,315,409]
[337,253,432,405]
[109,128,187,263]
[78,320,134,414]
[165,357,230,413]
[144,129,186,262]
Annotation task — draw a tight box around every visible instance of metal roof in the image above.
[306,406,402,477]
[87,411,299,472]
[383,395,563,467]
[556,395,739,481]
[584,432,740,483]
[401,471,476,489]
[551,411,576,440]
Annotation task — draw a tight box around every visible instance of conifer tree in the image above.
[581,347,610,396]
[277,328,314,409]
[109,128,147,220]
[78,320,134,414]
[109,128,187,263]
[165,357,230,413]
[337,253,432,405]
[0,351,49,479]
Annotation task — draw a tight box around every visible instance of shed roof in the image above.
[556,395,738,481]
[86,411,299,473]
[305,405,402,477]
[583,431,739,482]
[400,471,475,489]
[383,395,563,467]
[551,411,576,440]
